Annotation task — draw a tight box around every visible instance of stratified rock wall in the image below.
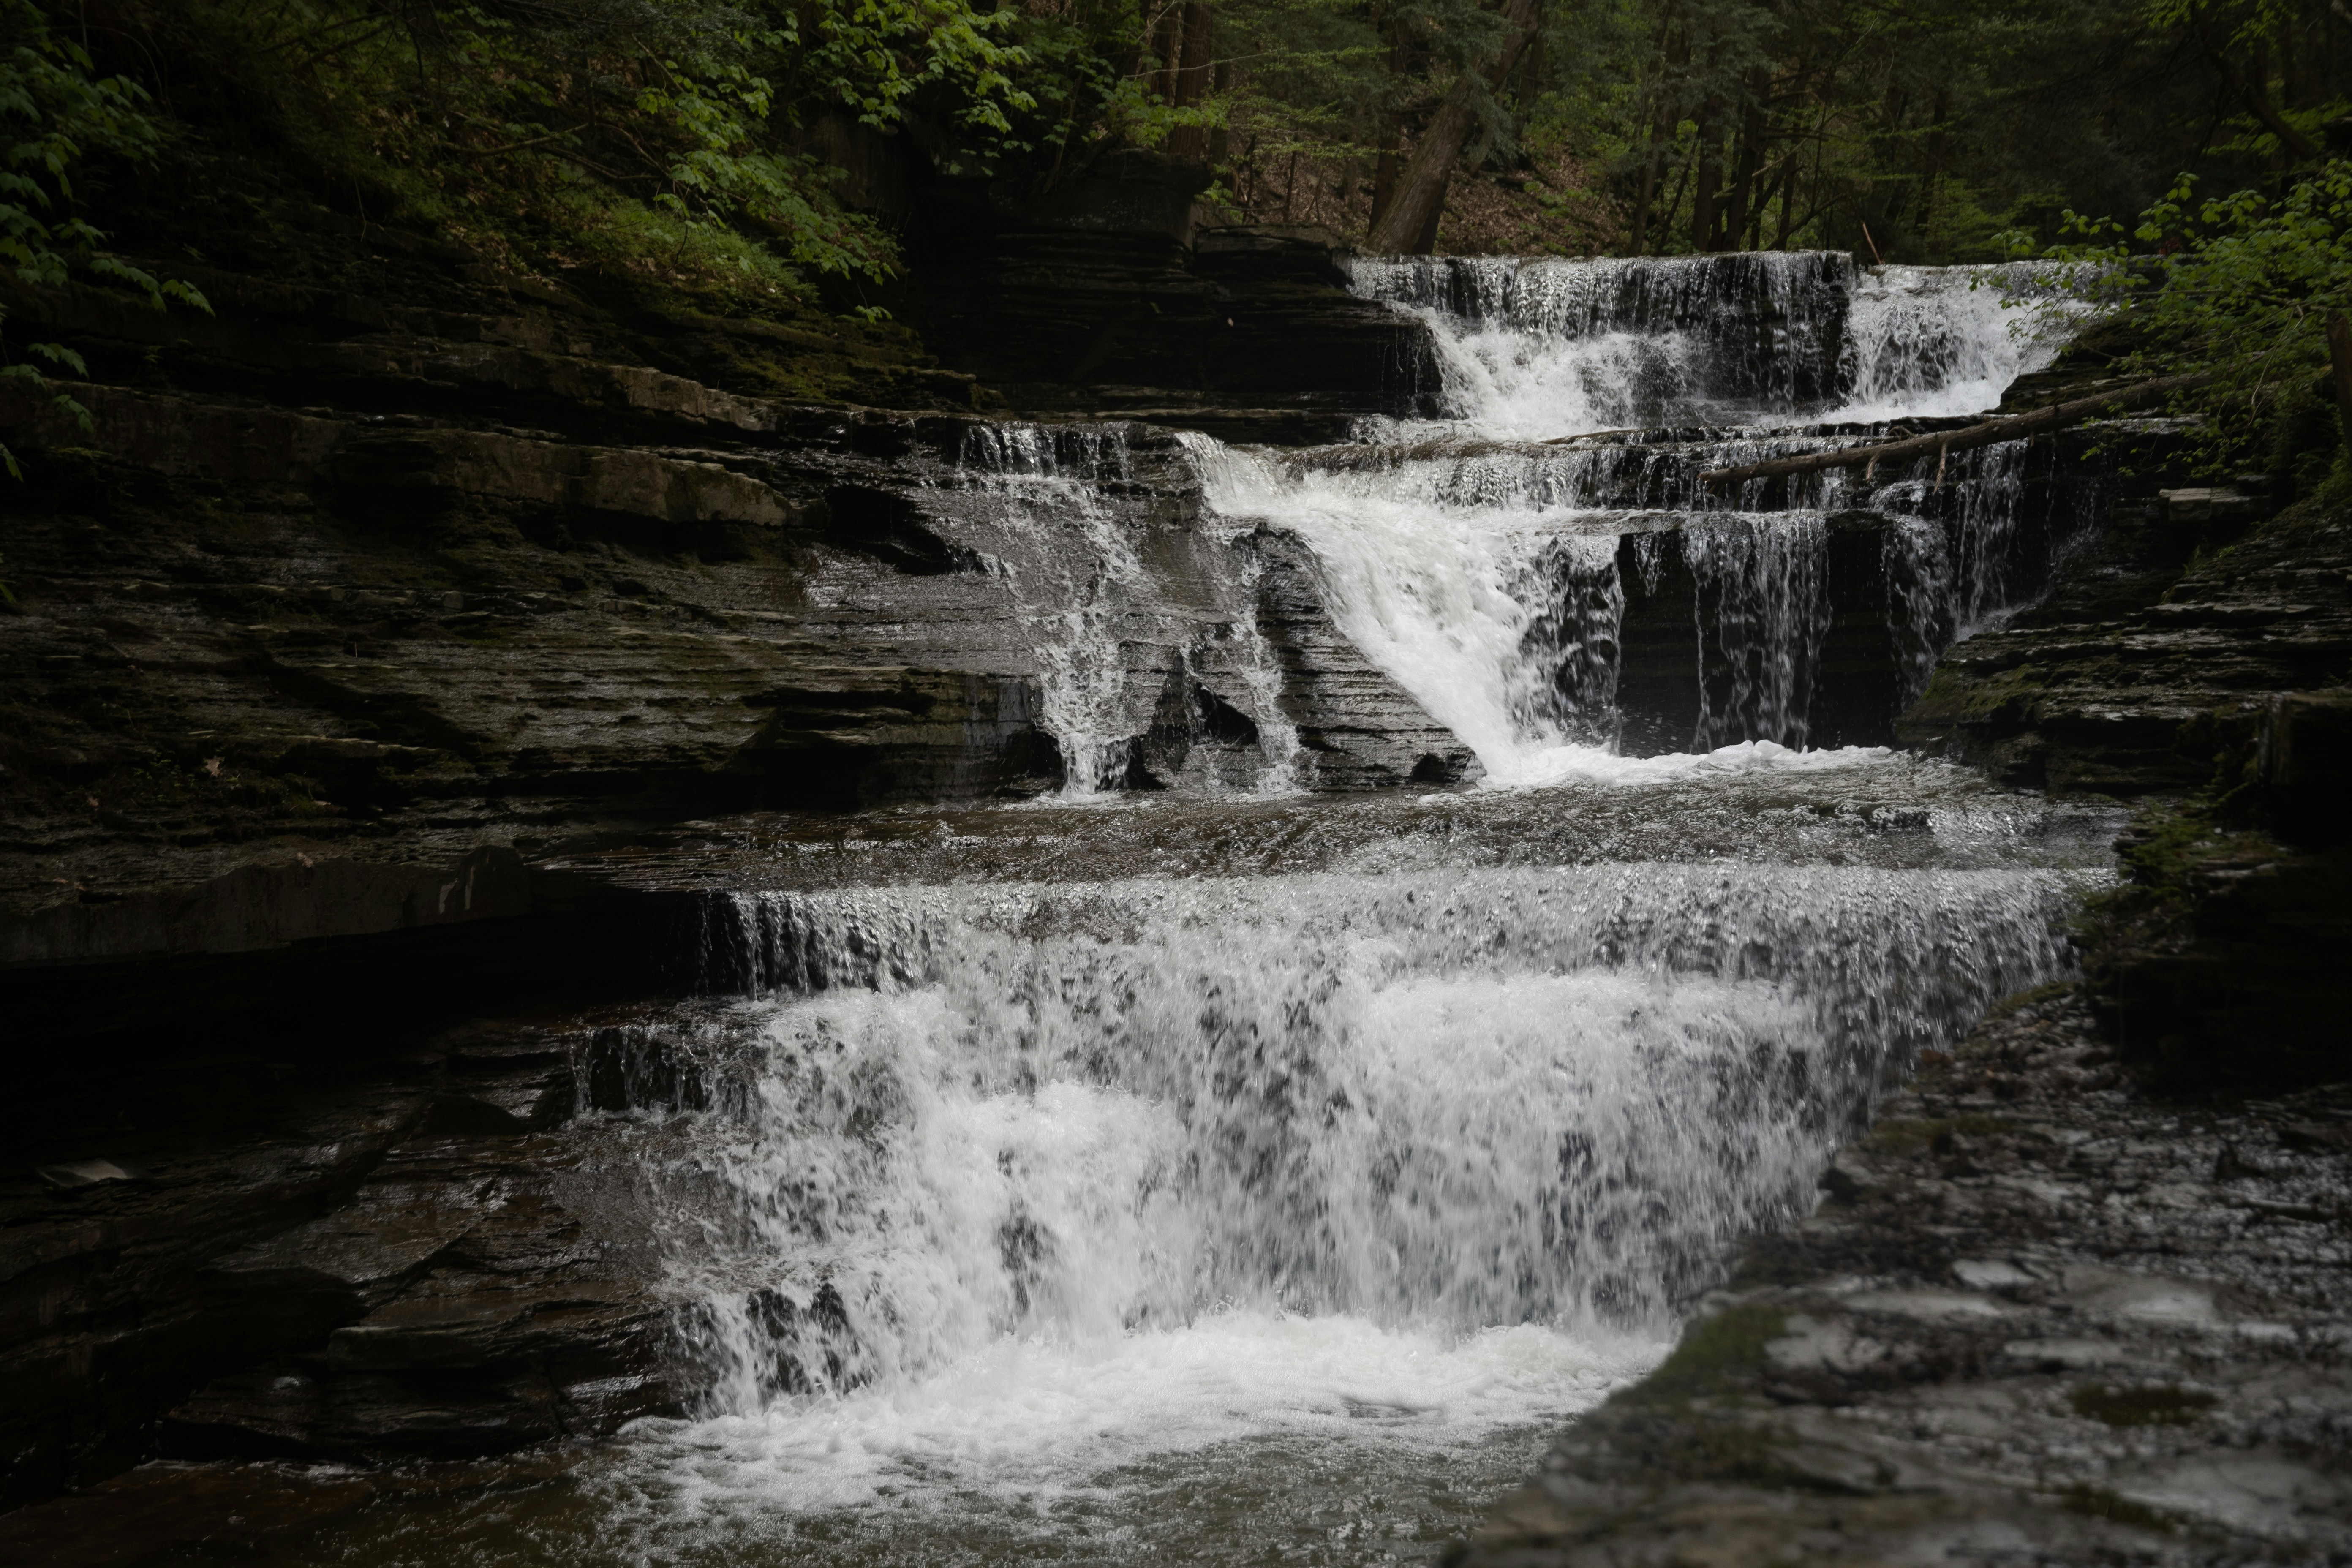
[0,1016,673,1511]
[0,150,1464,1010]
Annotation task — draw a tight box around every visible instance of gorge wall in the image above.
[3,122,2349,1556]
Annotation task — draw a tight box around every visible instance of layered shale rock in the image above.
[1462,985,2352,1568]
[0,1013,677,1509]
[1895,491,2352,1082]
[0,146,1467,1026]
[1897,482,2349,795]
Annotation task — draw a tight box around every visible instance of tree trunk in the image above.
[2191,6,2320,160]
[1165,1,1216,160]
[1364,0,1542,254]
[1769,145,1800,248]
[1367,34,1407,233]
[1629,147,1658,254]
[1370,137,1400,231]
[2328,312,2352,453]
[1721,74,1767,253]
[1142,1,1184,101]
[1629,22,1682,256]
[1411,177,1449,251]
[1688,96,1723,251]
[1658,140,1696,246]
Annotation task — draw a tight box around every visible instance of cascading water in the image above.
[928,422,1305,799]
[942,424,1152,795]
[547,769,2109,1567]
[355,252,2121,1568]
[1170,252,2094,780]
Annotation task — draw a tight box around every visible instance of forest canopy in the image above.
[3,0,2347,473]
[7,0,2342,288]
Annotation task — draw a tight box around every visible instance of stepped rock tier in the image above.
[3,167,2347,1568]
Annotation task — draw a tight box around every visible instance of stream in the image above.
[272,250,2118,1566]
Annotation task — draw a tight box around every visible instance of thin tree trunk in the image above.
[1630,20,1682,256]
[1208,57,1231,164]
[1769,143,1800,248]
[1165,1,1216,159]
[1658,138,1696,248]
[1720,127,1753,251]
[1370,136,1401,231]
[1145,0,1183,99]
[2328,312,2352,452]
[2192,5,2320,160]
[1722,73,1767,252]
[1630,147,1658,254]
[1688,96,1723,251]
[1365,0,1542,254]
[1367,34,1407,234]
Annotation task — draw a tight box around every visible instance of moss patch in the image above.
[2068,1383,2219,1427]
[1620,1305,1785,1408]
[1866,1113,2036,1156]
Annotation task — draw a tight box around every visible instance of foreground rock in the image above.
[0,1014,673,1511]
[1463,984,2352,1566]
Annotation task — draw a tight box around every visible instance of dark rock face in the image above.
[0,340,1467,1017]
[908,155,1437,436]
[1464,986,2352,1566]
[0,1017,674,1510]
[1894,487,2352,1083]
[1897,480,2351,795]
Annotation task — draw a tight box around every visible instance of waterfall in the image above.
[933,424,1304,798]
[547,250,2116,1565]
[1835,262,2088,422]
[945,424,1151,795]
[593,851,2090,1534]
[1152,253,2095,779]
[906,258,2091,795]
[1348,253,1854,435]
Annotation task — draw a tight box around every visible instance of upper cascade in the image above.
[1350,252,2081,440]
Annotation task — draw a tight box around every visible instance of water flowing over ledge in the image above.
[539,251,2119,1558]
[569,845,2094,1552]
[1,241,2151,1568]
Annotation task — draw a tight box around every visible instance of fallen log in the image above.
[1696,372,2214,487]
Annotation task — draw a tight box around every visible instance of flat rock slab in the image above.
[1462,985,2352,1565]
[0,1024,676,1506]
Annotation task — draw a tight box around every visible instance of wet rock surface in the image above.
[1898,483,2352,798]
[0,148,1465,1004]
[0,1015,672,1511]
[1899,485,2352,1086]
[1463,985,2352,1566]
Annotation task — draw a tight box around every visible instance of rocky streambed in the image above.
[4,125,2352,1568]
[1467,985,2352,1565]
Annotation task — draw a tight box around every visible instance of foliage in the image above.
[1125,0,2350,261]
[20,0,2352,314]
[2042,161,2351,453]
[64,0,1052,308]
[1,0,205,477]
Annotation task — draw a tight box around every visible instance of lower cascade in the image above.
[525,254,2109,1562]
[570,792,2101,1561]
